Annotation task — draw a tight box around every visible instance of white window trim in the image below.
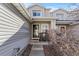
[59,25,66,32]
[59,25,66,36]
[59,25,66,35]
[32,10,42,17]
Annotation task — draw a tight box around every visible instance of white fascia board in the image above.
[32,16,57,20]
[70,21,79,25]
[56,20,72,24]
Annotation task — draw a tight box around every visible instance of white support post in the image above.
[51,19,56,30]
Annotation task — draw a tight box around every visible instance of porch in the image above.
[31,17,56,42]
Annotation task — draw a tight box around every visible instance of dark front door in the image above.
[33,24,39,38]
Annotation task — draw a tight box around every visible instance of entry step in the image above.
[30,42,49,45]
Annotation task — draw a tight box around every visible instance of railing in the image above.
[39,32,49,41]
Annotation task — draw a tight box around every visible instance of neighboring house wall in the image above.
[44,9,50,17]
[50,9,68,20]
[0,4,30,56]
[68,10,79,20]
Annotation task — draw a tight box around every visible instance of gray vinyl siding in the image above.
[0,4,30,56]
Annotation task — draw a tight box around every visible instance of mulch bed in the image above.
[21,44,32,56]
[43,45,62,56]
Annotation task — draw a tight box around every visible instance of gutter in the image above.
[70,21,79,25]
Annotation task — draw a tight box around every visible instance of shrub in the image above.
[49,29,79,56]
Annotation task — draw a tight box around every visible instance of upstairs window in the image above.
[56,13,64,20]
[32,10,42,16]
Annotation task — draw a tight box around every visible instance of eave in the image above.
[70,20,79,25]
[12,3,32,22]
[32,16,57,21]
[56,20,74,25]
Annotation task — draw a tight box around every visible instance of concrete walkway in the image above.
[29,40,48,56]
[29,44,45,56]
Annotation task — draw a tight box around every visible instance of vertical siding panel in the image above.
[0,4,30,56]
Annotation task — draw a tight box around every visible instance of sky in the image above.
[24,3,79,10]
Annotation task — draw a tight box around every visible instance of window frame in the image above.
[56,13,64,20]
[32,10,42,16]
[59,25,66,36]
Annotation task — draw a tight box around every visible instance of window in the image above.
[41,24,49,32]
[56,13,64,20]
[32,10,41,16]
[59,26,66,33]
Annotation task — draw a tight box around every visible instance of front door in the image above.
[33,24,39,38]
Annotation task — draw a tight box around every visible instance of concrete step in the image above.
[30,42,49,45]
[32,48,43,50]
[32,44,43,48]
[30,49,44,56]
[30,40,39,43]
